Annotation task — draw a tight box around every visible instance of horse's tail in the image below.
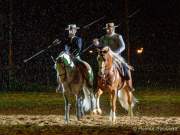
[82,86,96,112]
[117,89,138,111]
[82,87,91,112]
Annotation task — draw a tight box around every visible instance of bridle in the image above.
[57,56,73,79]
[98,52,112,77]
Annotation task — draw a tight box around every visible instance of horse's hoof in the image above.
[129,113,134,118]
[77,118,83,121]
[112,117,116,123]
[64,121,69,124]
[97,109,102,115]
[109,117,116,123]
[56,89,59,93]
[112,120,116,124]
[56,85,63,93]
[91,110,97,115]
[128,110,134,118]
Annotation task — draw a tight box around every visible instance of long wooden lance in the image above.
[23,39,61,63]
[82,16,105,29]
[24,16,105,63]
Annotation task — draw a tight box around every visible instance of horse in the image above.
[54,51,96,124]
[92,46,137,122]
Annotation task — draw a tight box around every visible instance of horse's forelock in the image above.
[56,51,72,66]
[101,49,113,68]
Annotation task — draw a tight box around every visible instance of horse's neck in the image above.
[64,64,79,83]
[105,53,113,70]
[104,65,113,76]
[65,65,74,77]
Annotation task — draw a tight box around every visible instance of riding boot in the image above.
[126,70,135,92]
[126,80,135,92]
[122,63,135,92]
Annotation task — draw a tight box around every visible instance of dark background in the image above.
[0,0,180,90]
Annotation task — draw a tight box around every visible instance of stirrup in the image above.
[127,85,135,92]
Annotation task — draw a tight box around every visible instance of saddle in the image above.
[114,61,131,81]
[74,58,93,87]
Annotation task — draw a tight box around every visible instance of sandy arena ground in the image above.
[0,115,179,131]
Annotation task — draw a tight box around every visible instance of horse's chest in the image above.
[71,70,82,84]
[98,73,114,90]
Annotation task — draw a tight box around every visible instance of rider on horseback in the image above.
[56,24,93,92]
[99,22,135,91]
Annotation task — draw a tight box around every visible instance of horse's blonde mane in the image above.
[108,47,133,71]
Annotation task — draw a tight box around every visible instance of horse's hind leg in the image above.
[63,94,71,124]
[76,95,83,120]
[80,96,85,117]
[90,92,96,112]
[128,92,134,118]
[125,87,134,117]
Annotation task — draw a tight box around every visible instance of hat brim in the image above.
[103,25,118,29]
[65,27,80,30]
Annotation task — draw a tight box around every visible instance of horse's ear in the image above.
[102,46,109,53]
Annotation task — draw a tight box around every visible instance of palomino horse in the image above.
[54,51,96,124]
[93,47,137,122]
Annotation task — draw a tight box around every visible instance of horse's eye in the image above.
[57,58,64,64]
[102,50,108,54]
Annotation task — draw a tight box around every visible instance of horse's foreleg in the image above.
[63,94,70,124]
[56,77,64,93]
[109,90,117,123]
[93,89,103,115]
[76,95,83,121]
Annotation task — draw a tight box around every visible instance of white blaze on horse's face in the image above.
[97,47,110,76]
[97,53,106,75]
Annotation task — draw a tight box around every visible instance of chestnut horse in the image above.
[93,47,137,122]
